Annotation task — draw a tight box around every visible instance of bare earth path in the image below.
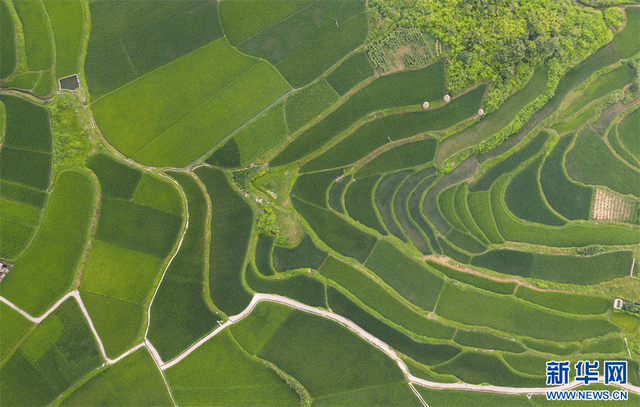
[2,291,639,405]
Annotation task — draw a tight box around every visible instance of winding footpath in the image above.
[3,290,639,405]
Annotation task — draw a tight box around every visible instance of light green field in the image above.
[80,291,144,359]
[165,330,299,406]
[92,38,291,167]
[43,0,84,79]
[80,240,163,305]
[0,303,33,361]
[131,173,183,215]
[0,171,96,317]
[61,348,172,406]
[12,0,52,70]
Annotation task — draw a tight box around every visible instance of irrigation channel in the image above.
[2,291,639,405]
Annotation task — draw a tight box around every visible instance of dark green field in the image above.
[245,264,326,307]
[327,287,461,366]
[255,233,276,276]
[539,134,593,220]
[80,292,143,359]
[470,130,549,192]
[472,249,633,285]
[272,234,328,272]
[292,196,377,263]
[565,129,640,197]
[355,139,437,178]
[432,351,546,387]
[301,85,484,173]
[286,79,339,132]
[374,170,412,241]
[0,181,47,208]
[319,256,455,339]
[580,337,625,354]
[94,196,182,258]
[165,330,299,405]
[454,183,490,243]
[147,171,221,361]
[0,147,51,191]
[435,283,619,342]
[618,107,640,161]
[271,61,446,166]
[365,240,445,312]
[393,168,436,254]
[467,191,504,244]
[0,2,15,78]
[0,171,95,317]
[408,176,442,253]
[326,52,375,95]
[453,329,525,353]
[328,176,350,213]
[60,348,172,406]
[87,153,142,200]
[615,7,640,58]
[515,286,611,315]
[0,95,52,152]
[425,260,517,295]
[291,168,343,208]
[257,309,405,398]
[344,175,387,235]
[490,174,639,247]
[195,166,253,316]
[504,156,567,226]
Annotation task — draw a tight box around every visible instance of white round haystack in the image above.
[478,108,484,116]
[422,101,430,110]
[444,94,451,103]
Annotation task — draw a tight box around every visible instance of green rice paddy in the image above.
[165,330,299,405]
[504,156,567,226]
[147,171,221,361]
[286,79,339,132]
[319,256,454,339]
[12,0,52,70]
[365,240,445,312]
[565,129,640,197]
[515,286,611,315]
[326,52,375,95]
[291,168,343,208]
[0,2,16,78]
[271,234,328,272]
[245,264,326,307]
[131,173,183,216]
[195,166,253,316]
[60,348,172,406]
[615,7,640,58]
[0,171,95,317]
[292,196,377,263]
[539,134,593,220]
[618,107,640,161]
[435,283,619,342]
[344,175,387,235]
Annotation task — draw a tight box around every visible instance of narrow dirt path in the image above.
[3,291,639,400]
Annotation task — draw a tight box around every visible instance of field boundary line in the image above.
[154,292,640,396]
[129,60,260,158]
[233,0,321,50]
[187,88,294,168]
[143,172,189,340]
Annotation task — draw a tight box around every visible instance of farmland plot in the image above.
[565,129,640,197]
[344,175,387,235]
[326,52,375,95]
[319,256,454,339]
[12,0,52,71]
[393,168,436,254]
[195,166,253,316]
[0,171,95,317]
[147,171,221,362]
[60,348,172,406]
[43,0,84,79]
[615,7,640,58]
[271,61,446,166]
[0,1,16,78]
[272,234,328,272]
[245,264,326,307]
[328,175,350,213]
[592,188,639,223]
[91,37,291,167]
[618,107,640,161]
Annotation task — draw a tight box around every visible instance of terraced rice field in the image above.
[3,2,640,404]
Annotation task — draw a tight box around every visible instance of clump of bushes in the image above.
[576,245,605,256]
